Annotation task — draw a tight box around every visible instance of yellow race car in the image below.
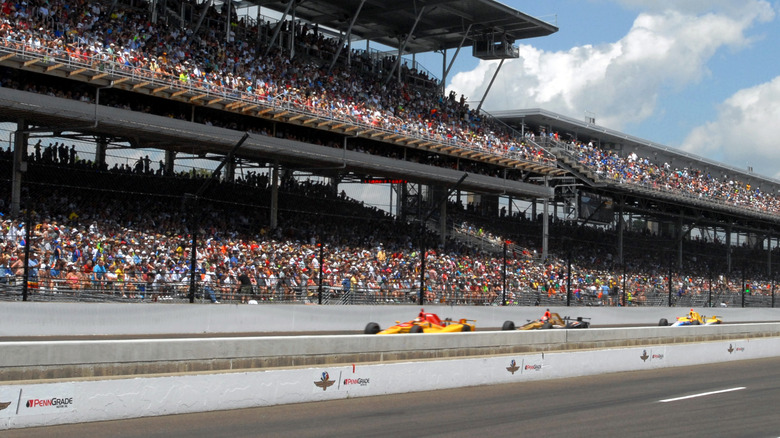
[364,309,476,334]
[659,309,722,326]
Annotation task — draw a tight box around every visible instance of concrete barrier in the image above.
[1,302,778,336]
[2,302,778,429]
[1,335,775,430]
[2,322,779,381]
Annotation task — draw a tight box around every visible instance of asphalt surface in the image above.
[3,357,779,438]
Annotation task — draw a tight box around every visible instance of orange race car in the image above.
[364,309,476,334]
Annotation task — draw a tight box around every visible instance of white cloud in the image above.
[449,1,774,130]
[681,75,780,178]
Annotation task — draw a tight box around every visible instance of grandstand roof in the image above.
[252,0,558,54]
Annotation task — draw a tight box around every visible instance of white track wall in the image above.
[0,336,773,430]
[2,302,780,336]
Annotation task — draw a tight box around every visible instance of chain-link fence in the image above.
[0,127,777,308]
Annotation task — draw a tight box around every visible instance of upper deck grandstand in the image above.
[0,0,779,308]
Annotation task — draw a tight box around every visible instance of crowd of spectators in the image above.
[0,0,776,307]
[0,0,552,166]
[0,147,773,307]
[564,139,780,214]
[2,0,778,218]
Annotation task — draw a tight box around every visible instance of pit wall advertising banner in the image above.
[0,337,774,431]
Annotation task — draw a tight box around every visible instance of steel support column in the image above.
[164,150,176,176]
[617,199,624,264]
[442,24,472,90]
[726,226,732,273]
[263,0,294,58]
[439,194,447,247]
[11,119,27,217]
[383,6,426,86]
[192,0,213,35]
[476,58,505,113]
[677,214,683,270]
[270,161,279,229]
[542,176,549,262]
[95,137,107,170]
[327,0,366,74]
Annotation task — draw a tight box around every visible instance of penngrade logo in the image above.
[506,359,520,374]
[314,371,335,391]
[25,397,73,409]
[343,378,370,387]
[0,401,10,411]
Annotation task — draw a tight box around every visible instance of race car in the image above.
[364,309,476,334]
[659,309,722,326]
[502,312,590,330]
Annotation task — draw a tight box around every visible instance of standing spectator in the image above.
[92,259,107,289]
[236,267,252,303]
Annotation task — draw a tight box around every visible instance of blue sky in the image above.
[415,0,780,179]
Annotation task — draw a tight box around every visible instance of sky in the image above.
[414,0,780,180]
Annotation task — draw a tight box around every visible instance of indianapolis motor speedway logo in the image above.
[0,401,10,411]
[314,371,336,391]
[506,359,520,374]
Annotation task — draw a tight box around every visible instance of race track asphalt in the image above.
[3,356,779,437]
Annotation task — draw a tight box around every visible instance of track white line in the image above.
[659,387,746,403]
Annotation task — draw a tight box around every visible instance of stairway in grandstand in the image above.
[424,219,536,261]
[546,144,604,187]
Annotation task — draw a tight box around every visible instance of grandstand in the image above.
[0,0,778,309]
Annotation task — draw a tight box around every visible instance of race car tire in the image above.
[410,325,424,333]
[502,320,516,331]
[542,322,553,329]
[461,324,471,332]
[692,320,700,325]
[658,318,669,326]
[364,322,381,334]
